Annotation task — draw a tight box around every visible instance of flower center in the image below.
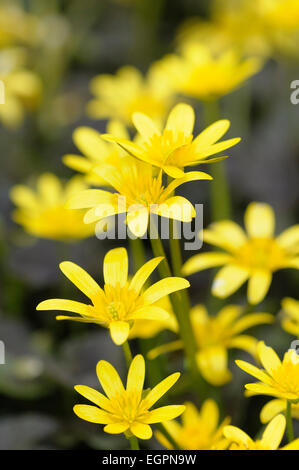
[236,237,286,271]
[102,284,142,322]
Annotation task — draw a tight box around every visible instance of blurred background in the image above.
[0,0,298,449]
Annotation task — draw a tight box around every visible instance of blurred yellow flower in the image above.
[102,103,240,178]
[183,202,299,305]
[155,43,261,101]
[10,173,93,241]
[87,64,174,126]
[149,304,273,386]
[63,121,132,186]
[224,414,299,450]
[156,400,230,450]
[281,297,299,337]
[36,247,189,345]
[0,48,42,128]
[74,354,185,440]
[68,158,211,237]
[236,341,299,402]
[260,399,299,424]
[0,3,38,47]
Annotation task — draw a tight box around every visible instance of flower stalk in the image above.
[286,400,294,443]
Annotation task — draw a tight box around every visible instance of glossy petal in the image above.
[143,277,189,304]
[247,270,272,305]
[73,405,113,424]
[103,247,128,287]
[182,252,232,275]
[109,321,130,345]
[212,264,249,298]
[59,261,103,301]
[244,202,275,239]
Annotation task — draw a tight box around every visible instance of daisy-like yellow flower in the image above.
[156,400,230,450]
[10,173,93,241]
[68,157,211,237]
[63,120,132,186]
[102,103,241,179]
[183,202,299,305]
[154,42,262,101]
[87,64,174,126]
[281,297,299,337]
[224,414,299,450]
[260,399,299,424]
[149,304,273,386]
[0,49,42,128]
[36,247,189,345]
[73,354,185,440]
[236,341,299,402]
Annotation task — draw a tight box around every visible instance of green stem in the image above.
[129,435,140,450]
[122,341,133,368]
[203,99,232,221]
[129,237,147,272]
[148,216,204,393]
[286,400,294,443]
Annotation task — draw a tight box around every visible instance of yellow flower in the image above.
[129,296,178,339]
[68,158,211,237]
[236,341,299,402]
[10,173,93,241]
[0,49,42,128]
[224,414,299,450]
[155,42,261,101]
[63,120,132,186]
[73,354,185,440]
[0,4,38,47]
[260,399,299,424]
[102,103,240,179]
[149,304,273,386]
[156,400,230,450]
[281,297,299,337]
[183,202,299,305]
[36,247,189,345]
[87,64,174,126]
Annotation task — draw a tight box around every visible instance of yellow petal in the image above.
[73,127,108,160]
[257,341,281,375]
[74,385,113,412]
[155,196,195,222]
[197,346,232,386]
[281,297,299,322]
[212,264,249,298]
[143,277,190,304]
[63,154,92,173]
[37,173,61,205]
[281,438,299,450]
[96,360,125,400]
[244,202,275,239]
[132,112,160,140]
[182,401,200,427]
[73,405,113,424]
[126,355,145,403]
[182,252,232,275]
[193,120,230,148]
[142,373,181,409]
[235,359,272,384]
[217,305,243,327]
[199,137,241,157]
[261,414,285,450]
[103,247,128,287]
[130,422,152,440]
[165,103,194,136]
[36,298,91,316]
[277,225,299,251]
[223,425,253,448]
[200,399,219,434]
[143,405,185,424]
[109,321,130,345]
[59,261,103,301]
[163,171,212,200]
[67,189,115,209]
[232,313,274,335]
[244,383,281,398]
[129,256,164,293]
[104,423,129,434]
[127,207,149,237]
[203,221,247,251]
[128,306,169,321]
[247,270,272,305]
[10,185,38,209]
[260,399,285,424]
[228,335,258,358]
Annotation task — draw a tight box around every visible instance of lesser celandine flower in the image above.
[260,399,299,424]
[149,304,273,386]
[183,202,299,305]
[154,43,261,101]
[86,64,173,126]
[63,120,131,186]
[68,158,211,237]
[102,103,241,179]
[224,414,299,450]
[156,400,230,450]
[281,297,299,337]
[236,341,299,402]
[36,247,189,345]
[73,354,185,440]
[10,173,93,241]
